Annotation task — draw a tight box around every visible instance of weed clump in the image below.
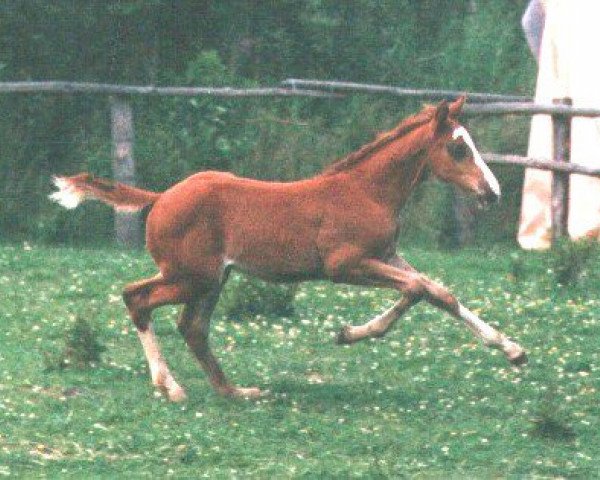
[508,251,526,283]
[45,316,106,370]
[549,238,597,286]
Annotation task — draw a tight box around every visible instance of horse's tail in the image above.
[49,173,161,212]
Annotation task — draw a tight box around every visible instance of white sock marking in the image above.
[458,303,500,341]
[452,126,501,197]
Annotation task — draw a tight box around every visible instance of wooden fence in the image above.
[4,79,600,247]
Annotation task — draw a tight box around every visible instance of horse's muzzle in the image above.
[477,189,500,209]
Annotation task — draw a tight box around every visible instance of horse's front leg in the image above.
[336,295,418,344]
[416,273,527,365]
[337,257,527,366]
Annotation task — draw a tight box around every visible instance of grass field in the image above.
[1,243,600,478]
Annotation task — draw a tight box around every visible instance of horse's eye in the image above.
[447,141,469,161]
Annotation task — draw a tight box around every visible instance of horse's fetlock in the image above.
[336,325,354,345]
[132,316,150,331]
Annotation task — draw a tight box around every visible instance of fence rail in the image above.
[483,153,600,177]
[463,101,600,118]
[282,78,531,103]
[0,81,338,98]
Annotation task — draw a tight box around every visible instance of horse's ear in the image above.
[432,100,449,134]
[449,95,466,116]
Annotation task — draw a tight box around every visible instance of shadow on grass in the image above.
[265,378,419,410]
[530,415,576,443]
[529,387,577,443]
[176,373,422,410]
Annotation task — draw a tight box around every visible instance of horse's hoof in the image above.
[336,325,352,345]
[508,350,528,367]
[167,386,188,402]
[231,386,263,399]
[157,383,187,402]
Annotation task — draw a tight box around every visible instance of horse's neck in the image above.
[351,131,429,213]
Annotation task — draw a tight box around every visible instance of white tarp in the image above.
[518,0,600,249]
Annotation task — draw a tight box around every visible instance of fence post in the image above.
[550,97,572,244]
[110,96,142,248]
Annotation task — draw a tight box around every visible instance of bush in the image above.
[220,273,298,321]
[508,251,526,283]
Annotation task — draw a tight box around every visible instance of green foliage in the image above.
[501,240,600,293]
[399,181,456,248]
[0,1,535,246]
[549,238,598,287]
[220,273,298,321]
[185,50,234,87]
[441,2,535,94]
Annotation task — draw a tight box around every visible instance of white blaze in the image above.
[452,126,501,197]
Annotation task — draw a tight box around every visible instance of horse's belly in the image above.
[226,234,323,282]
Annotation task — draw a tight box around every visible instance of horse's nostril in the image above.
[485,190,500,204]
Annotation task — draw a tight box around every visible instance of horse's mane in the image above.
[322,106,436,175]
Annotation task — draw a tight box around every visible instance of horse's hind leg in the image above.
[123,274,194,402]
[177,287,262,399]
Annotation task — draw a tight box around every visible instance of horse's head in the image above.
[425,96,500,205]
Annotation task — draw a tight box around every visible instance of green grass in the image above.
[2,243,600,478]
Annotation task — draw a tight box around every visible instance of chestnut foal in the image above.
[51,96,525,402]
